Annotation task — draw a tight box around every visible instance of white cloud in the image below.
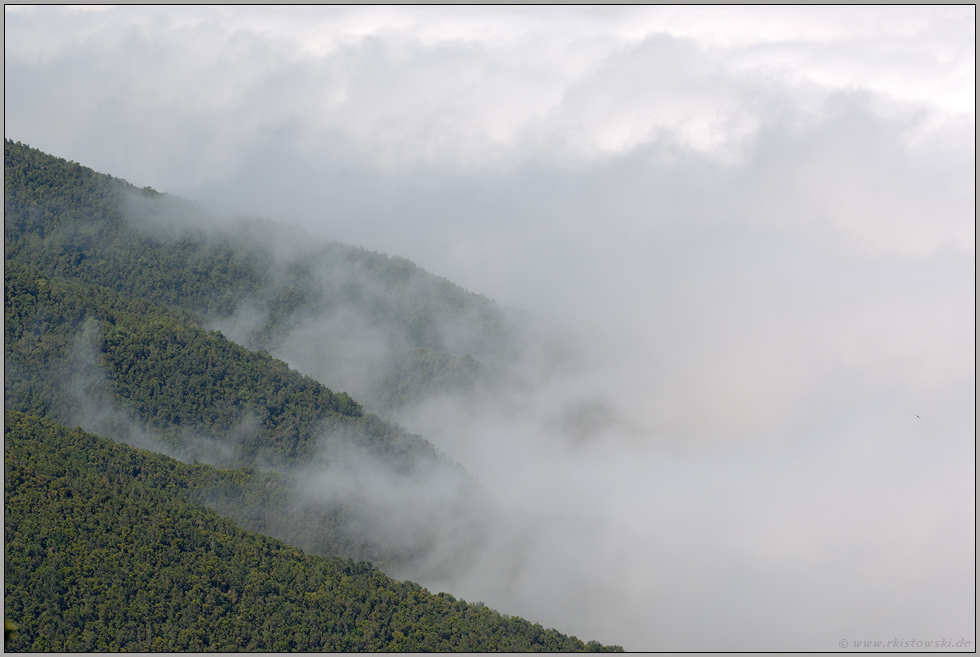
[4,5,975,650]
[5,6,972,175]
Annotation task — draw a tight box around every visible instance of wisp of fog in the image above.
[5,5,974,650]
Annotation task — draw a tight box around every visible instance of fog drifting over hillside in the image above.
[5,6,975,651]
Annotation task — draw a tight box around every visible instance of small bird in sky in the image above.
[915,414,921,419]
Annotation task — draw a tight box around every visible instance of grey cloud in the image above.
[9,6,971,186]
[4,6,974,650]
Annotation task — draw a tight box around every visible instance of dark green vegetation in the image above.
[4,259,430,469]
[4,139,481,568]
[4,138,513,414]
[4,139,623,651]
[4,258,474,567]
[4,412,618,652]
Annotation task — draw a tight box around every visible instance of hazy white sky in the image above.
[5,6,975,651]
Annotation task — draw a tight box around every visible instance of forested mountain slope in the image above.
[4,141,623,650]
[4,139,512,414]
[4,411,620,652]
[5,260,417,468]
[4,140,490,569]
[4,249,480,570]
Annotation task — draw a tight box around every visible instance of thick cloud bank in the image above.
[5,6,974,650]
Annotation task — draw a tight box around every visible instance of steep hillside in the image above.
[4,139,513,413]
[6,260,411,468]
[4,411,621,652]
[1,140,626,651]
[5,141,485,569]
[4,260,481,568]
[4,137,493,568]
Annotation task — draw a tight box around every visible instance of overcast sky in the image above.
[5,6,975,651]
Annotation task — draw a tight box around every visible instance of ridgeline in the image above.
[4,139,623,652]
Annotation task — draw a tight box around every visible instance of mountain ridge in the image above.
[5,410,620,652]
[4,138,624,651]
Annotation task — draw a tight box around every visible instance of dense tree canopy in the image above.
[4,139,624,651]
[4,138,514,412]
[5,412,621,652]
[4,259,472,567]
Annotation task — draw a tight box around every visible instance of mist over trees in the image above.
[5,138,517,413]
[5,7,974,651]
[4,411,617,652]
[3,140,623,651]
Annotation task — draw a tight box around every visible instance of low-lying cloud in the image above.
[5,6,974,650]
